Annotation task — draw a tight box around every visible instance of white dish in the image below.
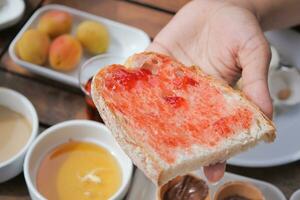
[229,29,300,167]
[23,120,133,200]
[126,169,286,200]
[0,87,38,183]
[270,46,280,70]
[290,189,300,200]
[0,0,25,30]
[9,4,150,87]
[269,67,300,107]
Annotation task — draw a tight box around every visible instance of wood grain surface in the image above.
[0,69,87,126]
[0,53,81,94]
[129,0,189,12]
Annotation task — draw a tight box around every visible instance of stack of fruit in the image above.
[16,10,110,72]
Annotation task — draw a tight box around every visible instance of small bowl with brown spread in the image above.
[157,174,210,200]
[214,181,264,200]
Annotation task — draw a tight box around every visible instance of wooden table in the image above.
[0,0,300,199]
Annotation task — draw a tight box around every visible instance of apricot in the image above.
[16,29,50,65]
[38,10,72,38]
[49,34,82,71]
[76,21,109,55]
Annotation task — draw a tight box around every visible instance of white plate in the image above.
[9,4,150,87]
[229,29,300,167]
[0,0,25,30]
[290,189,300,200]
[126,169,286,200]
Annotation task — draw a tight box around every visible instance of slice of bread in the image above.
[91,52,275,186]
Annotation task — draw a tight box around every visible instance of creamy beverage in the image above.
[0,105,31,163]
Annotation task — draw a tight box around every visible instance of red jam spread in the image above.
[105,66,151,91]
[84,77,92,95]
[164,96,186,108]
[173,76,198,89]
[95,54,253,164]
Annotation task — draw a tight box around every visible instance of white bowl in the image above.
[24,120,133,200]
[0,0,25,30]
[0,87,38,183]
[79,54,126,95]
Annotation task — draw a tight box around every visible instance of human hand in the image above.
[147,0,272,182]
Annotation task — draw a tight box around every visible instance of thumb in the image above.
[239,34,273,119]
[203,162,226,183]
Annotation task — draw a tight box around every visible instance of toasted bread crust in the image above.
[92,76,164,182]
[92,52,276,186]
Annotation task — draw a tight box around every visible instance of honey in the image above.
[37,141,122,200]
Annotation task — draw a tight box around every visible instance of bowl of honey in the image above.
[24,120,133,200]
[0,87,38,183]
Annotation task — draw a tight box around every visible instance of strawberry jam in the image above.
[173,76,198,89]
[164,96,186,108]
[95,54,253,164]
[105,65,151,91]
